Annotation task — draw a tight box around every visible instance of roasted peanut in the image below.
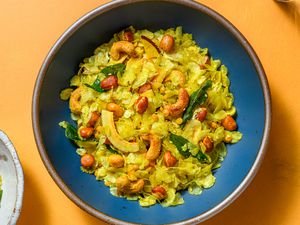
[202,136,214,153]
[116,176,144,194]
[81,154,95,168]
[79,127,94,139]
[163,151,177,167]
[108,154,124,168]
[160,34,174,53]
[110,41,135,60]
[152,186,167,199]
[163,88,189,117]
[130,179,145,193]
[116,175,130,194]
[123,31,134,42]
[200,56,211,69]
[107,103,124,117]
[69,87,82,114]
[87,111,100,127]
[135,96,148,114]
[195,108,207,122]
[138,83,152,94]
[100,75,118,90]
[221,115,237,131]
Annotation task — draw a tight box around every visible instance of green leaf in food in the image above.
[85,63,126,93]
[64,122,80,141]
[105,144,120,154]
[182,80,212,125]
[170,133,209,163]
[195,151,209,162]
[0,189,2,203]
[85,77,105,93]
[169,134,191,158]
[100,63,126,76]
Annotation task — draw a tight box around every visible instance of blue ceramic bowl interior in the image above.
[34,1,268,224]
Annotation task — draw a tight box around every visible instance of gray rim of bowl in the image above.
[32,0,272,224]
[0,130,24,225]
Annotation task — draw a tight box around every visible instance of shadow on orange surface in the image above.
[75,207,107,225]
[202,89,299,225]
[275,0,300,29]
[17,166,49,225]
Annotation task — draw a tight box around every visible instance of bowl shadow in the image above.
[75,207,108,225]
[275,0,300,30]
[17,165,48,225]
[202,89,299,225]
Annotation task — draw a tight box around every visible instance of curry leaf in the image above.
[85,77,105,93]
[65,122,80,141]
[100,63,126,76]
[195,151,208,162]
[106,144,120,154]
[85,63,126,93]
[182,80,212,125]
[170,133,209,163]
[170,133,191,158]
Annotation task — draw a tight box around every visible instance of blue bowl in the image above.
[32,0,271,224]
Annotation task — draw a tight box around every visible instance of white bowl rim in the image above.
[0,130,24,225]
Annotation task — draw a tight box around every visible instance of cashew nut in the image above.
[110,41,135,60]
[163,88,189,117]
[69,87,82,114]
[107,103,124,117]
[142,134,162,161]
[164,70,186,87]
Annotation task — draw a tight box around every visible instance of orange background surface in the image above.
[1,0,300,224]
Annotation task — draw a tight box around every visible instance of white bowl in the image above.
[0,131,24,225]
